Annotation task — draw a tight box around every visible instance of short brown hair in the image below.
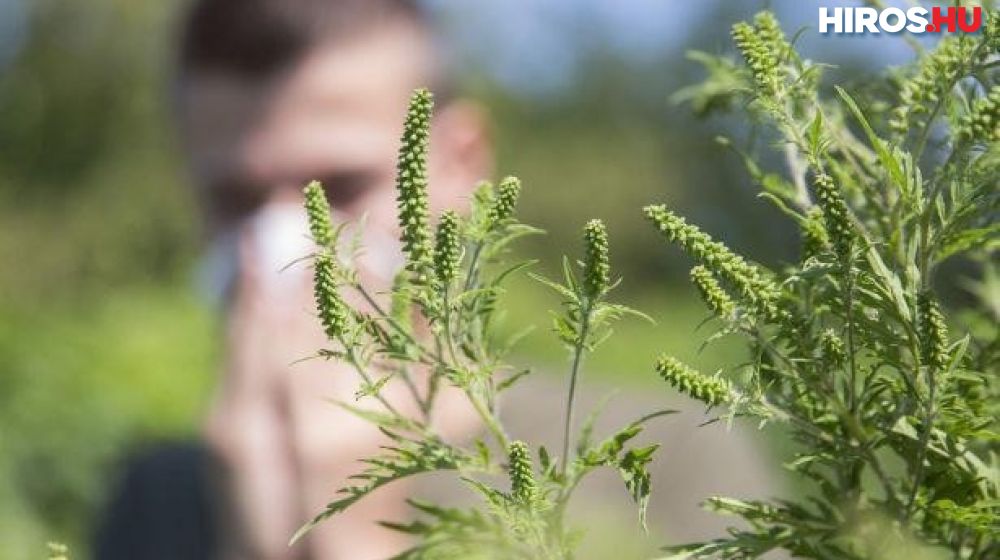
[178,0,430,80]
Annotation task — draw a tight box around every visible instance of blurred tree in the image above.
[0,2,209,557]
[0,0,197,305]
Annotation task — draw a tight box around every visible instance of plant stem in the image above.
[845,261,859,416]
[338,338,403,418]
[426,284,465,418]
[441,285,461,365]
[469,389,507,450]
[352,282,455,418]
[905,363,937,518]
[905,153,943,518]
[560,302,592,473]
[355,281,443,361]
[355,284,428,355]
[355,271,509,450]
[463,242,485,293]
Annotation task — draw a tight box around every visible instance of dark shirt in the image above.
[95,442,217,560]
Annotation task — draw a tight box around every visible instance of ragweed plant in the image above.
[661,8,998,559]
[293,89,661,558]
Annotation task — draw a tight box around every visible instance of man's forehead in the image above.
[181,22,433,184]
[286,23,432,116]
[182,22,431,125]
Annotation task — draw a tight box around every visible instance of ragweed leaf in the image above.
[292,437,467,544]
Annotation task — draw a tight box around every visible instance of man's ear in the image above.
[428,99,493,212]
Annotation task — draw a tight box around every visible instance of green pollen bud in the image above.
[644,205,780,320]
[891,38,978,134]
[396,88,434,280]
[508,441,537,507]
[810,173,854,259]
[434,210,462,284]
[313,250,349,340]
[918,292,950,371]
[489,176,522,226]
[732,20,780,95]
[303,180,333,247]
[690,265,735,318]
[656,356,732,407]
[802,207,830,260]
[820,328,845,368]
[753,11,790,65]
[583,219,611,300]
[956,86,1000,144]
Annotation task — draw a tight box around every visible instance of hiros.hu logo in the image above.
[819,6,984,34]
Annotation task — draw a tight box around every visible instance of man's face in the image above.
[184,23,490,559]
[180,22,490,298]
[181,22,433,231]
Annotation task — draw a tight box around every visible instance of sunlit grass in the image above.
[0,287,216,556]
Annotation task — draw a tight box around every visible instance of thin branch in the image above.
[561,301,592,473]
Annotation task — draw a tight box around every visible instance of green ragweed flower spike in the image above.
[918,292,950,371]
[891,37,978,135]
[583,219,611,300]
[820,328,845,368]
[956,86,1000,144]
[753,11,789,65]
[810,173,854,258]
[303,180,333,247]
[801,207,830,261]
[313,250,349,340]
[644,205,780,320]
[396,88,434,281]
[434,210,461,284]
[508,441,537,507]
[656,355,732,407]
[732,20,780,95]
[490,176,522,226]
[690,265,735,319]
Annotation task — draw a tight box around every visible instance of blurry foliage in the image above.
[0,0,197,304]
[0,2,210,557]
[0,288,216,558]
[0,0,173,190]
[487,81,798,290]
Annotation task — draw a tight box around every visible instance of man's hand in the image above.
[205,234,305,560]
[204,222,422,559]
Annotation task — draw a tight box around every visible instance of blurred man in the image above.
[99,1,490,559]
[97,1,779,558]
[180,1,491,559]
[185,1,498,559]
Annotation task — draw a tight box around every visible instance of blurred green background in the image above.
[0,0,909,556]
